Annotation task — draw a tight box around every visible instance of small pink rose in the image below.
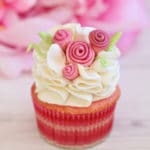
[53,29,72,50]
[89,29,109,53]
[66,41,95,67]
[62,63,79,80]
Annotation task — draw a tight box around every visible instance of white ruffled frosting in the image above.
[33,23,120,107]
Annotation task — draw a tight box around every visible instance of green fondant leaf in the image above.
[38,32,52,45]
[27,32,51,58]
[99,56,109,68]
[107,32,122,51]
[26,43,33,52]
[34,44,46,58]
[27,43,46,58]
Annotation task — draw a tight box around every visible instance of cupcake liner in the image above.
[36,114,113,146]
[33,99,116,126]
[36,112,113,131]
[31,84,120,147]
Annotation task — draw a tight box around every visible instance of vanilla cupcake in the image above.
[28,23,121,148]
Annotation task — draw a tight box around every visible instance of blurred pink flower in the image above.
[0,0,37,26]
[75,0,148,54]
[0,18,56,78]
[0,0,148,78]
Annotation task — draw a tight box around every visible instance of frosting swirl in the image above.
[63,63,79,80]
[32,23,121,107]
[89,29,109,53]
[53,29,72,50]
[66,41,95,66]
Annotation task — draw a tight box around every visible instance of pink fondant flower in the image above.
[89,29,109,53]
[53,29,72,50]
[62,63,79,80]
[66,41,95,67]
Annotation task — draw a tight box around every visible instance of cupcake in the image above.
[28,23,121,148]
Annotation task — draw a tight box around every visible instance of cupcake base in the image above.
[38,117,113,149]
[39,129,110,149]
[31,84,120,148]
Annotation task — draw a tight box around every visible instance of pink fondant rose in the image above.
[63,63,79,80]
[66,41,95,66]
[89,29,109,53]
[53,29,72,50]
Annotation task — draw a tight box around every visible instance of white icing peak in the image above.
[47,44,66,76]
[32,23,120,107]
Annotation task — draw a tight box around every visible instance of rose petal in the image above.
[0,45,19,55]
[39,0,68,7]
[3,9,19,27]
[0,18,57,48]
[41,6,74,24]
[4,0,16,4]
[12,0,37,13]
[100,0,148,26]
[0,8,6,22]
[75,0,107,18]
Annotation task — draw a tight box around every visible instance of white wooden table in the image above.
[0,21,150,150]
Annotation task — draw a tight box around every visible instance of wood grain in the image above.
[0,19,150,150]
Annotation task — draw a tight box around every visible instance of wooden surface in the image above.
[0,25,150,150]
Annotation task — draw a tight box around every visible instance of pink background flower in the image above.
[0,0,149,78]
